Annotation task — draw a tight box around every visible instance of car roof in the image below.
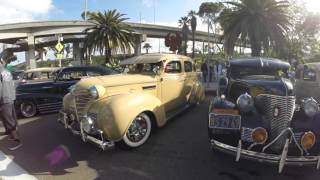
[57,66,111,71]
[25,67,60,73]
[120,54,189,65]
[229,57,290,69]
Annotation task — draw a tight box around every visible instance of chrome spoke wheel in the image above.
[20,102,37,118]
[126,116,148,142]
[121,112,152,148]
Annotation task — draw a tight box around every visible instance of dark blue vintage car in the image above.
[208,57,320,173]
[16,66,116,118]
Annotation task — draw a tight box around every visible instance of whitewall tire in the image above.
[120,112,152,149]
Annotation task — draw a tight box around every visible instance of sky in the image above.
[1,0,320,63]
[0,0,211,31]
[1,0,320,29]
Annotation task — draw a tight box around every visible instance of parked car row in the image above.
[15,66,117,118]
[15,54,320,173]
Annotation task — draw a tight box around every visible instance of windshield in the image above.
[123,62,162,74]
[230,66,289,79]
[22,71,56,81]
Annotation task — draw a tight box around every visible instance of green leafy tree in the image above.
[219,0,290,57]
[284,0,320,64]
[84,10,135,65]
[198,2,224,54]
[188,10,197,58]
[178,16,190,56]
[143,43,152,54]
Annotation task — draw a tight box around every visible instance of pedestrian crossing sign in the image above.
[55,42,64,53]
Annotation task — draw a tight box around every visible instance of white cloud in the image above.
[0,0,54,24]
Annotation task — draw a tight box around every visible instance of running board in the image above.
[166,105,190,121]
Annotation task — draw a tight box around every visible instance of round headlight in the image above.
[237,93,254,113]
[83,116,94,134]
[251,127,268,144]
[89,86,99,99]
[303,98,319,118]
[301,131,316,150]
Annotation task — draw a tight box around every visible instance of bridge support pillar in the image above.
[25,34,36,69]
[73,42,82,63]
[134,34,144,56]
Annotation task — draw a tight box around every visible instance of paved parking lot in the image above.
[0,97,320,180]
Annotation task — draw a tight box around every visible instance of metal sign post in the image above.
[55,35,64,67]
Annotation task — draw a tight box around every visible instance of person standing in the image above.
[0,59,22,150]
[201,61,208,84]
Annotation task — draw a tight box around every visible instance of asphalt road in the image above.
[1,97,320,180]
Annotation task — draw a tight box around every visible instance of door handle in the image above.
[42,86,52,89]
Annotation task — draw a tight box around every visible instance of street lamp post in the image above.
[84,0,88,21]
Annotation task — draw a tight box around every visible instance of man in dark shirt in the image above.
[201,61,208,83]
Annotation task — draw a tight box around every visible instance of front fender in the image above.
[90,93,166,141]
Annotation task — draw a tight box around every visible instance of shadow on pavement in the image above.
[0,97,319,180]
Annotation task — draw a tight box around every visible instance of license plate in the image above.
[209,113,241,130]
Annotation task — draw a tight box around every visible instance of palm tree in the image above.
[81,11,96,20]
[84,10,135,64]
[188,10,197,58]
[178,16,190,56]
[143,43,152,54]
[198,2,224,54]
[219,0,290,57]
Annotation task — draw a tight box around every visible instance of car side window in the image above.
[59,71,86,81]
[87,70,103,77]
[303,70,316,81]
[165,61,181,73]
[184,61,193,72]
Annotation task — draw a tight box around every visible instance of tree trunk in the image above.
[105,48,112,65]
[184,40,187,56]
[146,48,149,54]
[192,31,195,58]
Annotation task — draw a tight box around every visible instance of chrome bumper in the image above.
[58,110,115,151]
[210,139,320,173]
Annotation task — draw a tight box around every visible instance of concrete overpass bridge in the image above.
[0,20,223,69]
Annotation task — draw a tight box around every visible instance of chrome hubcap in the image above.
[21,103,35,116]
[126,116,148,142]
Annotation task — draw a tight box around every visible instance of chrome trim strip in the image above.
[279,139,290,173]
[236,140,242,162]
[210,139,320,167]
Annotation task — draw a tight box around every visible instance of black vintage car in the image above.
[16,66,116,118]
[208,57,320,173]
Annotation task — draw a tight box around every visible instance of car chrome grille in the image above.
[255,94,295,151]
[73,89,93,121]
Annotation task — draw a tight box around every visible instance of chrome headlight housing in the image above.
[302,98,319,118]
[88,85,105,99]
[237,93,254,113]
[82,115,95,134]
[89,86,99,99]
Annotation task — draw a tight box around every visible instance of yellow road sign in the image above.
[55,42,64,53]
[56,53,64,59]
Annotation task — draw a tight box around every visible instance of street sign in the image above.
[56,53,64,59]
[55,42,64,53]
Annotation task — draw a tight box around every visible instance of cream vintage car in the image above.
[59,54,204,150]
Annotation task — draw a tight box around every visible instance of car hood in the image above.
[229,77,294,102]
[75,73,157,90]
[239,78,294,96]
